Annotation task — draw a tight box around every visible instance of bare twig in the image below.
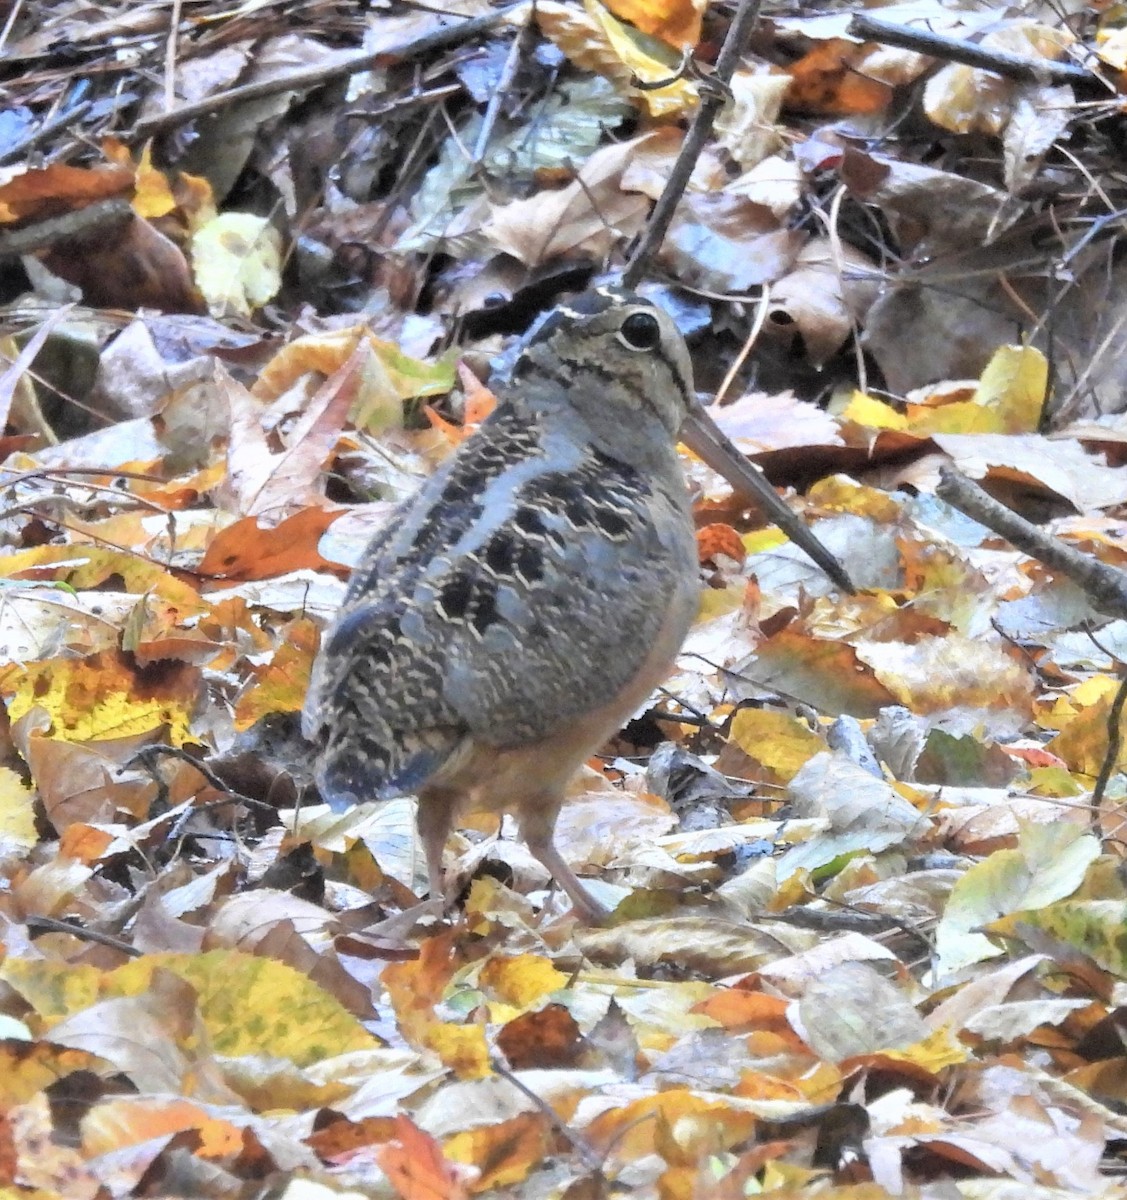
[128,745,276,818]
[163,0,183,114]
[491,1060,604,1173]
[0,100,93,167]
[935,468,1127,620]
[0,199,132,257]
[848,13,1106,94]
[471,12,534,166]
[128,5,523,141]
[26,915,143,957]
[621,0,764,288]
[1093,671,1127,822]
[714,285,771,404]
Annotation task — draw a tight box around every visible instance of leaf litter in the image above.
[3,0,1127,1195]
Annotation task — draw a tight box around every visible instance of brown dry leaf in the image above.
[9,1094,101,1199]
[496,1004,584,1069]
[785,39,893,115]
[763,238,881,366]
[577,916,781,975]
[1003,85,1074,193]
[714,71,790,170]
[485,136,651,266]
[661,192,803,293]
[933,432,1127,513]
[778,751,932,879]
[216,341,364,518]
[41,212,203,314]
[792,962,927,1061]
[18,729,159,831]
[841,146,1025,253]
[710,391,842,451]
[924,20,1075,136]
[737,628,898,716]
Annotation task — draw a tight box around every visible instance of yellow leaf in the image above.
[424,1022,491,1079]
[191,212,282,317]
[807,475,902,521]
[0,1041,109,1108]
[991,900,1127,978]
[133,142,177,220]
[0,766,38,849]
[727,708,823,784]
[534,0,696,118]
[0,652,196,746]
[840,390,907,430]
[875,1026,968,1073]
[234,617,318,729]
[589,0,698,115]
[972,344,1047,431]
[934,822,1099,976]
[444,1113,550,1191]
[478,954,567,1008]
[1,952,379,1067]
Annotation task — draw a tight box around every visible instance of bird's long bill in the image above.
[680,403,854,593]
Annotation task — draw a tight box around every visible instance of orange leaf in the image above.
[444,1112,550,1193]
[696,522,746,564]
[198,507,343,581]
[598,0,702,48]
[382,930,464,1046]
[376,1116,469,1200]
[59,824,114,865]
[0,163,134,223]
[692,988,789,1030]
[785,40,892,115]
[459,363,498,426]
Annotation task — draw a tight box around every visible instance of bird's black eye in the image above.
[618,310,662,351]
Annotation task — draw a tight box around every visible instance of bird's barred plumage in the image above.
[303,285,846,919]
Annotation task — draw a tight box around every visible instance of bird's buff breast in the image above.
[429,566,700,811]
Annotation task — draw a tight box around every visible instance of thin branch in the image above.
[1093,671,1127,823]
[0,100,93,167]
[128,4,523,141]
[935,468,1127,620]
[26,915,142,957]
[471,13,534,166]
[621,0,763,288]
[848,13,1107,94]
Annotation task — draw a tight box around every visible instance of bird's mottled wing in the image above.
[421,443,692,745]
[305,407,694,809]
[303,409,546,808]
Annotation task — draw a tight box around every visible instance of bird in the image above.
[302,286,852,921]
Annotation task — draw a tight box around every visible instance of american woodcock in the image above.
[303,287,852,920]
